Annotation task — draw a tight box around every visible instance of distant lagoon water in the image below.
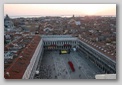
[6,15,116,19]
[8,15,74,19]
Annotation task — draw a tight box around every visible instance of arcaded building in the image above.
[5,35,116,79]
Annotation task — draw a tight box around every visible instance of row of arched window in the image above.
[78,44,116,74]
[44,41,77,46]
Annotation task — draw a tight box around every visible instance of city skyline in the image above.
[4,6,116,79]
[4,4,116,17]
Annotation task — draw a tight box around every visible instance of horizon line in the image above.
[4,14,116,18]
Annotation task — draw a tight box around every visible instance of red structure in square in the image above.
[68,61,75,72]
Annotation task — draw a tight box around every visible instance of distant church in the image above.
[4,14,14,31]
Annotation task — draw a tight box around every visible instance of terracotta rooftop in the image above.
[5,37,23,50]
[78,37,116,61]
[4,35,41,79]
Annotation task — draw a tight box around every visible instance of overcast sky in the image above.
[4,4,116,17]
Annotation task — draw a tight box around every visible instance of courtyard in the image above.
[34,50,104,79]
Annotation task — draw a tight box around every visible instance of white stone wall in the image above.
[22,39,43,79]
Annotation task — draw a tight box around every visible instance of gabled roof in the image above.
[78,37,116,61]
[4,35,41,79]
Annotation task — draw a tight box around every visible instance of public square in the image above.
[34,50,104,79]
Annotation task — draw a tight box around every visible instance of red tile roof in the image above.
[78,37,116,61]
[4,35,41,79]
[5,37,23,50]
